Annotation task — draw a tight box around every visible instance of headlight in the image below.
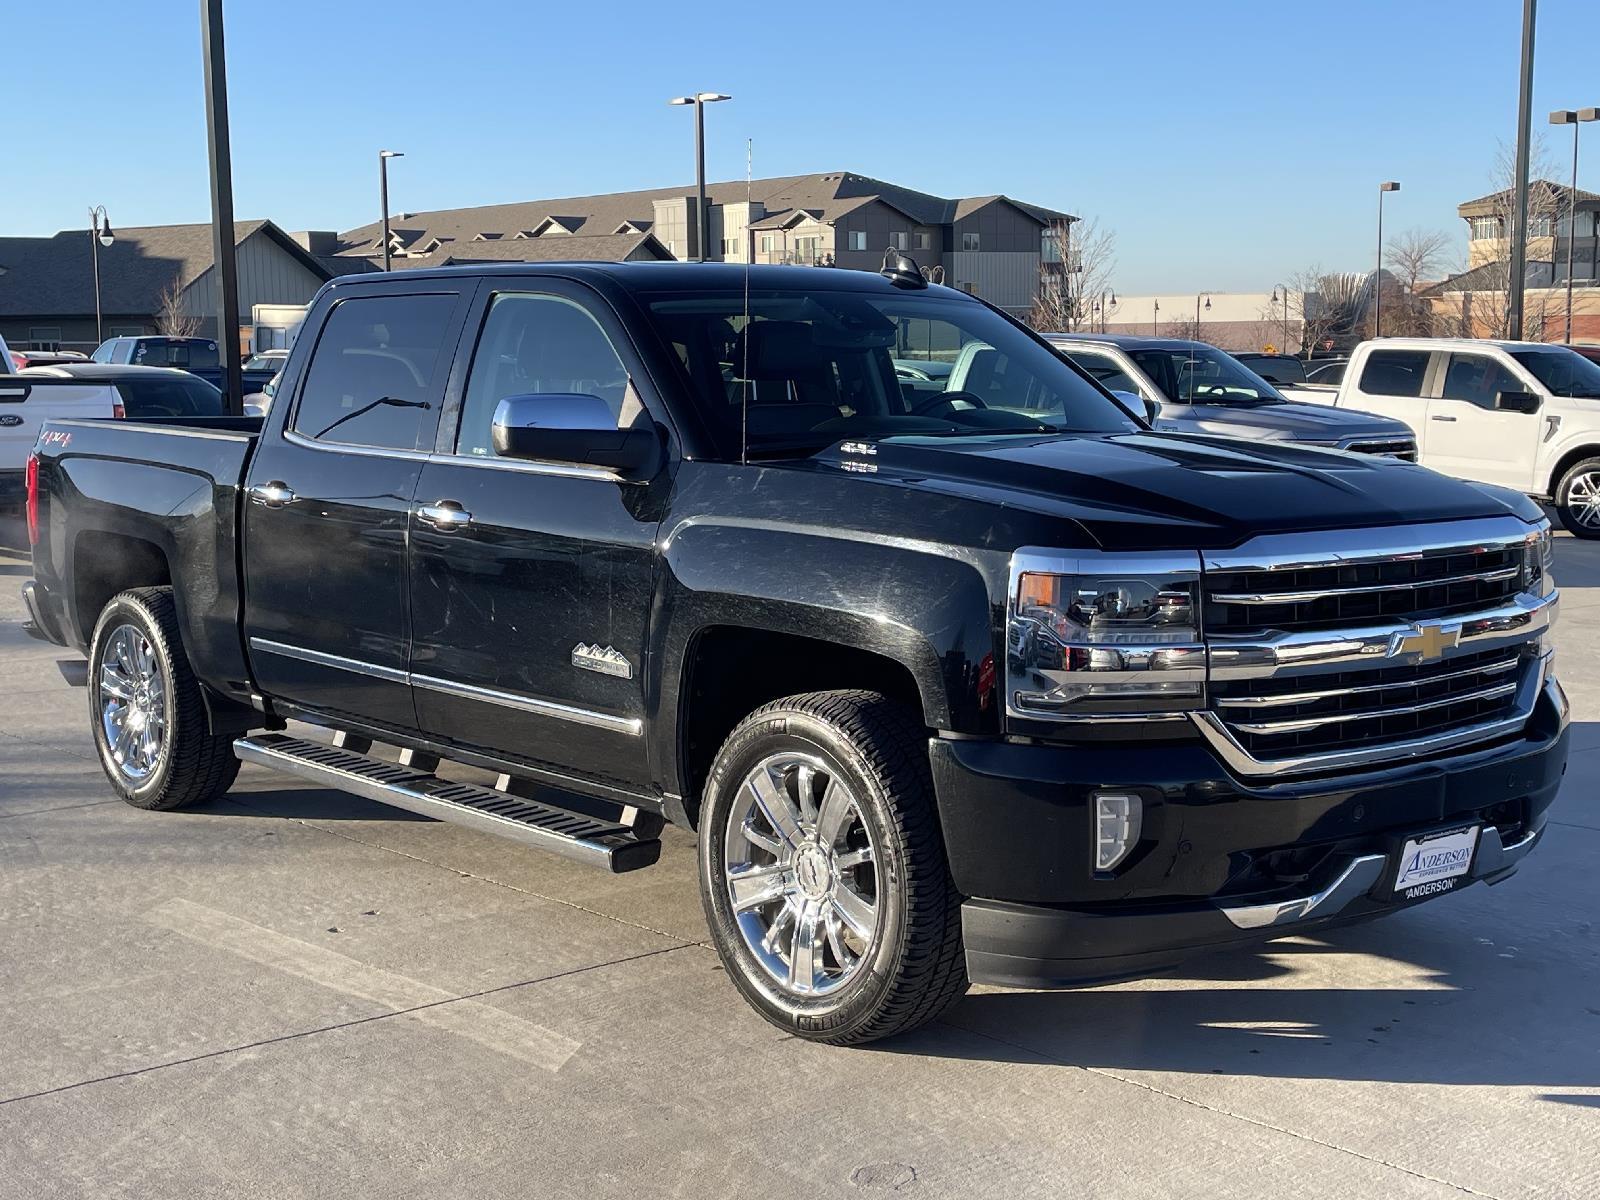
[1007,550,1205,720]
[1523,522,1555,596]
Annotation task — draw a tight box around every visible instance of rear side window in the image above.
[456,293,632,458]
[1244,356,1307,385]
[133,339,220,369]
[1358,349,1432,398]
[116,377,226,418]
[1060,348,1141,395]
[292,294,456,450]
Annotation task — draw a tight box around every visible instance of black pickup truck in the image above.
[22,259,1568,1045]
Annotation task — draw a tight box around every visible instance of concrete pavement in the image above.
[1,529,1596,1199]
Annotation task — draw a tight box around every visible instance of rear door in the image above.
[242,281,473,732]
[1343,348,1438,442]
[1422,351,1541,490]
[406,280,665,791]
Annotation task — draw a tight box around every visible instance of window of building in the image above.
[914,230,932,250]
[1468,216,1502,241]
[848,230,867,251]
[456,292,632,459]
[723,238,741,256]
[292,293,456,450]
[889,231,909,251]
[1041,228,1063,263]
[1528,216,1553,238]
[962,232,980,252]
[760,234,775,253]
[27,326,63,350]
[794,236,820,263]
[1357,348,1433,399]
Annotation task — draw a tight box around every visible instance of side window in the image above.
[1440,354,1521,409]
[1062,348,1141,396]
[292,293,456,450]
[456,293,631,459]
[1358,349,1432,398]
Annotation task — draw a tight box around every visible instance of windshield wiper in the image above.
[313,395,431,440]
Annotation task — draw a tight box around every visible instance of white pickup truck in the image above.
[0,346,121,511]
[1301,337,1600,537]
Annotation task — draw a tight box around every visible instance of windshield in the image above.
[643,289,1138,458]
[1129,346,1285,405]
[1511,348,1600,398]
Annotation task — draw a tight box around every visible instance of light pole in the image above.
[379,150,404,272]
[1269,284,1291,353]
[1195,292,1211,332]
[1549,108,1599,343]
[87,206,115,345]
[668,92,731,262]
[1509,0,1538,339]
[1375,181,1400,337]
[1153,298,1160,335]
[1092,290,1118,333]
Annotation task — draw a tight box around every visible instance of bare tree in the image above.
[1385,227,1454,292]
[155,276,202,338]
[1161,318,1207,342]
[1285,267,1364,358]
[1447,139,1561,340]
[1030,216,1116,332]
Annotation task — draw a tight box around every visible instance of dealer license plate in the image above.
[1393,825,1480,899]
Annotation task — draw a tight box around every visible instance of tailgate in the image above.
[0,378,119,472]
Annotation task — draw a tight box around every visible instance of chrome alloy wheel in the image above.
[98,623,167,782]
[1567,471,1600,530]
[722,752,881,997]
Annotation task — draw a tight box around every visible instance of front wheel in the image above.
[89,588,240,810]
[1554,457,1600,538]
[698,690,967,1045]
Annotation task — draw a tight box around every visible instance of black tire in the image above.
[1554,456,1600,538]
[698,690,967,1045]
[88,588,240,811]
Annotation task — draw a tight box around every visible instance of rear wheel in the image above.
[89,588,240,810]
[1554,457,1600,538]
[698,690,967,1045]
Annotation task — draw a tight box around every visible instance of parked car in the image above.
[243,349,289,375]
[1045,334,1416,458]
[1569,344,1600,369]
[1306,338,1600,536]
[22,363,225,419]
[91,335,278,400]
[1306,359,1349,386]
[10,348,90,371]
[23,261,1566,1045]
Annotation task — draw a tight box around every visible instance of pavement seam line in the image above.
[938,1018,1507,1200]
[0,799,118,820]
[222,794,711,947]
[0,943,692,1108]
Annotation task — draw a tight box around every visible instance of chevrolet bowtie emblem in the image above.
[1392,622,1462,662]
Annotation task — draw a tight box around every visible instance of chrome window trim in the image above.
[283,427,426,462]
[280,429,627,483]
[248,638,641,737]
[411,673,642,736]
[249,637,409,684]
[1192,651,1552,779]
[1202,515,1539,575]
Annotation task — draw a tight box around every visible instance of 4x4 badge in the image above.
[572,643,633,679]
[1391,621,1462,662]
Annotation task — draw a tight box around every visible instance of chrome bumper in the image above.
[1218,824,1543,931]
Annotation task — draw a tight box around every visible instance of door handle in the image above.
[417,500,473,531]
[1430,415,1457,423]
[249,481,298,507]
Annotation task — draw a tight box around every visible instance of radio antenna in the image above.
[740,136,752,466]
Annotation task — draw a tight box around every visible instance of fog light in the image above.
[1094,792,1143,871]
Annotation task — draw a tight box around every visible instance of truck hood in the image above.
[809,432,1539,551]
[1158,399,1411,442]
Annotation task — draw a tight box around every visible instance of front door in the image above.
[1423,352,1541,490]
[243,283,471,732]
[407,282,666,793]
[1344,347,1437,442]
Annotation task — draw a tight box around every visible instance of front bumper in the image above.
[932,676,1570,988]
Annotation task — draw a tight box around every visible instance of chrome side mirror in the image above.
[491,393,660,475]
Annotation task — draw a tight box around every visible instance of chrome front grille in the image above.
[1194,517,1557,778]
[1343,438,1417,461]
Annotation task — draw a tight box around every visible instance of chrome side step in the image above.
[233,733,661,873]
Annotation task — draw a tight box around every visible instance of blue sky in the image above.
[6,0,1596,292]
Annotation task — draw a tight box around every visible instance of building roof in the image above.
[375,231,673,271]
[1420,259,1558,295]
[0,220,330,318]
[336,171,1074,261]
[1458,179,1600,218]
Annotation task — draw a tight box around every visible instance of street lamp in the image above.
[1549,108,1599,343]
[1269,284,1291,354]
[1195,292,1212,330]
[1092,290,1118,333]
[379,150,404,272]
[87,206,115,345]
[1375,181,1400,337]
[1152,298,1160,335]
[668,92,731,262]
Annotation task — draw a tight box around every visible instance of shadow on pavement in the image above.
[212,787,431,822]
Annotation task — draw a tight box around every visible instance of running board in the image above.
[233,733,661,873]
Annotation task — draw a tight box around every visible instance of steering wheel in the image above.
[911,389,989,417]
